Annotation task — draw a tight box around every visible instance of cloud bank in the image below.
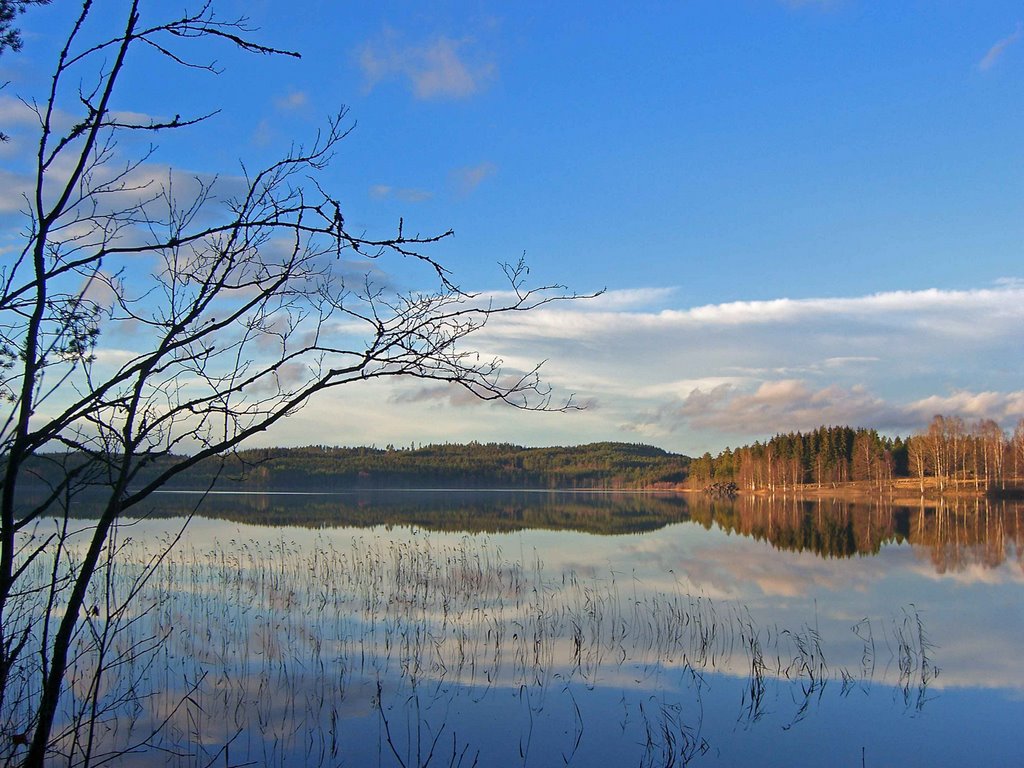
[201,278,1024,453]
[451,281,1024,450]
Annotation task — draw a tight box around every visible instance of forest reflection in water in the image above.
[6,491,1021,767]
[137,489,1024,576]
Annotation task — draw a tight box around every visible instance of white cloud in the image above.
[359,32,495,100]
[627,380,1024,440]
[251,118,274,147]
[27,192,1014,455]
[687,380,898,433]
[442,280,1024,449]
[823,356,880,368]
[390,383,489,408]
[18,185,1015,451]
[452,161,497,194]
[0,168,30,212]
[994,276,1024,288]
[669,286,1024,328]
[107,109,161,125]
[584,287,677,310]
[978,24,1022,71]
[91,348,140,366]
[274,90,309,111]
[0,95,41,129]
[907,390,1024,423]
[477,284,1024,342]
[634,376,751,399]
[369,183,433,203]
[245,361,311,396]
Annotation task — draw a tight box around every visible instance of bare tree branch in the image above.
[0,3,595,766]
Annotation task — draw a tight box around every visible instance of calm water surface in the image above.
[23,492,1024,766]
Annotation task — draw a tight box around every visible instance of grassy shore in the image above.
[725,477,1024,503]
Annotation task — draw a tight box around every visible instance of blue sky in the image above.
[3,1,1023,454]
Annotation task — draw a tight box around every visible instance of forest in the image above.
[17,441,691,493]
[218,442,691,489]
[688,416,1024,494]
[17,415,1024,497]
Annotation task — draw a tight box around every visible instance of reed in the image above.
[2,528,936,767]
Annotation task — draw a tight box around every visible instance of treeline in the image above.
[52,490,692,536]
[217,441,690,490]
[43,482,1022,573]
[688,417,1024,494]
[688,425,906,491]
[18,442,690,493]
[0,438,688,493]
[692,495,1022,572]
[904,415,1024,493]
[14,442,688,495]
[19,417,1024,496]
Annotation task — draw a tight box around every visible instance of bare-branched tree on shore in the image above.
[0,3,588,765]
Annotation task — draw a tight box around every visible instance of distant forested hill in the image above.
[17,412,1024,503]
[214,442,691,490]
[18,414,1023,498]
[19,442,691,492]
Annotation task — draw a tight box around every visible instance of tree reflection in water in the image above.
[90,490,1024,575]
[5,491,1021,765]
[4,513,950,767]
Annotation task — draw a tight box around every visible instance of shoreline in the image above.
[697,478,1024,504]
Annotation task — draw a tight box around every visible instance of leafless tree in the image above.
[0,3,588,765]
[1012,418,1024,483]
[972,419,1006,491]
[907,434,928,495]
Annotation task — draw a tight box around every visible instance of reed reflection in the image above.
[7,490,1021,767]
[121,491,1024,576]
[6,529,939,767]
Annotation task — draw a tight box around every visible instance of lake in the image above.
[9,491,1022,766]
